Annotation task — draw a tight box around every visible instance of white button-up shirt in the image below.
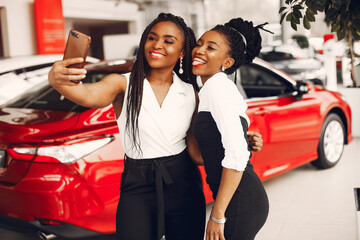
[117,72,196,159]
[198,72,250,171]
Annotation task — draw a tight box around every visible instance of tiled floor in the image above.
[256,137,360,240]
[205,138,360,240]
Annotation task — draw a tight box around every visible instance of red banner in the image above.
[34,0,65,54]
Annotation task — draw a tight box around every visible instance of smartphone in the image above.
[63,29,91,68]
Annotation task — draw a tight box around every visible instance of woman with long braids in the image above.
[48,13,262,240]
[192,18,270,240]
[49,13,205,240]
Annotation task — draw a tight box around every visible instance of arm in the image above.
[205,80,250,240]
[206,168,243,240]
[48,57,127,108]
[186,91,204,165]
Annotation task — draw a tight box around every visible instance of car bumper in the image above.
[0,162,116,237]
[0,214,102,239]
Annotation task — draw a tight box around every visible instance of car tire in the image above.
[311,113,345,169]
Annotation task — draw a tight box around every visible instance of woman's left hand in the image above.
[206,218,225,240]
[247,131,263,152]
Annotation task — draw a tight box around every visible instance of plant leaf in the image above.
[332,0,342,10]
[293,5,304,10]
[307,7,317,15]
[351,28,360,40]
[293,8,303,18]
[336,26,346,40]
[303,15,311,29]
[306,9,316,22]
[350,25,360,40]
[350,1,360,17]
[291,21,298,31]
[286,12,293,22]
[279,6,287,13]
[292,13,300,24]
[331,21,341,32]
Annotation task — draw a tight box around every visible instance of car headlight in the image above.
[9,135,114,164]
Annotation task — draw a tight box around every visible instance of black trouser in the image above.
[213,163,269,240]
[116,150,206,240]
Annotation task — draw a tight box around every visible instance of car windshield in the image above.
[259,51,295,61]
[2,71,116,112]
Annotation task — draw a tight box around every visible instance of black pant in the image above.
[219,163,269,240]
[116,150,206,240]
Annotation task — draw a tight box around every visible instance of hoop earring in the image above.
[221,66,226,72]
[179,57,184,74]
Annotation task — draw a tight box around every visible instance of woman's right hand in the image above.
[206,218,225,240]
[48,58,87,87]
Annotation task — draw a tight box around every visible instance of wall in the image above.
[62,0,144,59]
[0,0,36,56]
[0,0,143,58]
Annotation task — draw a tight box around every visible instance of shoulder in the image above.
[205,73,244,103]
[206,73,236,94]
[173,73,196,96]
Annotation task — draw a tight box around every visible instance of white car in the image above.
[0,55,98,105]
[259,44,326,85]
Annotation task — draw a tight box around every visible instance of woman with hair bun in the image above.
[192,18,270,240]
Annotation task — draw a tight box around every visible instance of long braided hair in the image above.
[126,13,198,153]
[211,18,263,74]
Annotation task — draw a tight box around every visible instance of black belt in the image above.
[125,150,187,240]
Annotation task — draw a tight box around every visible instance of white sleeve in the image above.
[207,80,251,171]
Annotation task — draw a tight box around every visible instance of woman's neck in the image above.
[147,69,173,85]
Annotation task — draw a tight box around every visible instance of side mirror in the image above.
[293,80,309,100]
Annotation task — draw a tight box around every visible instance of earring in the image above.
[221,66,226,71]
[179,57,184,74]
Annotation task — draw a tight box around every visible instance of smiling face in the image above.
[192,30,234,83]
[144,21,185,72]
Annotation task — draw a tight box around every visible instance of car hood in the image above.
[0,108,79,143]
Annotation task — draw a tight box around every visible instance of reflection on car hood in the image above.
[0,108,81,143]
[0,108,78,125]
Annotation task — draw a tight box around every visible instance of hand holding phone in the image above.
[63,29,91,69]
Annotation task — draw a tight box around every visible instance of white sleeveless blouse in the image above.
[116,72,196,159]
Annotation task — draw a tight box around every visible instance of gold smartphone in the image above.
[63,29,91,68]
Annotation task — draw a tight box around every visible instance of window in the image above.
[238,64,293,98]
[3,71,111,112]
[0,64,53,105]
[258,51,295,61]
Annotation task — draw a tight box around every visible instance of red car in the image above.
[0,57,352,239]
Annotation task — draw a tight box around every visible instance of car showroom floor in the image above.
[1,138,359,240]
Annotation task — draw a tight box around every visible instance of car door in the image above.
[236,62,322,180]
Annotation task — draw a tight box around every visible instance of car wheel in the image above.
[311,113,345,169]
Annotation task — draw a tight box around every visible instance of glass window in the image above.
[258,51,295,61]
[238,64,293,98]
[3,71,112,112]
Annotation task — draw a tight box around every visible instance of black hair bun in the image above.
[224,18,262,64]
